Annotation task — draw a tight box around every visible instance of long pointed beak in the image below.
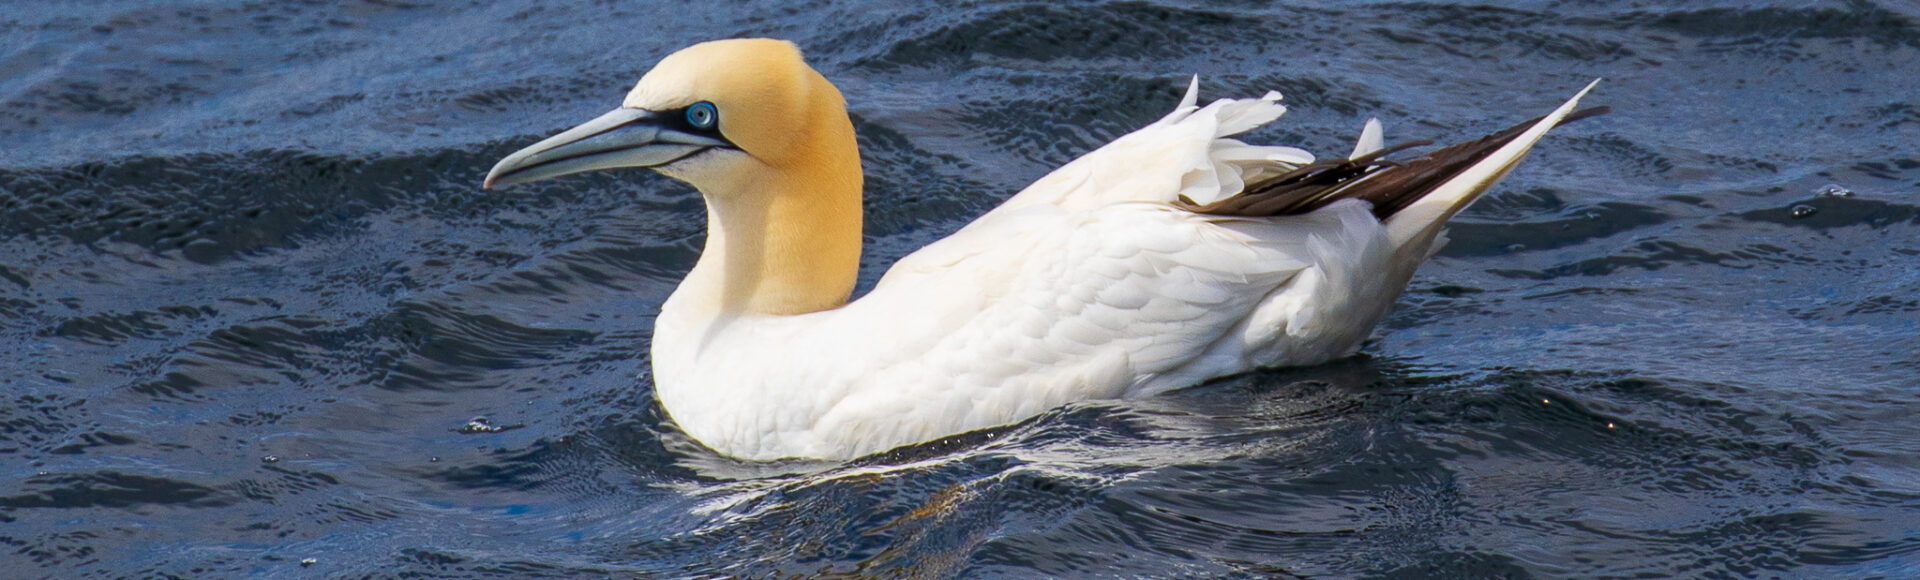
[483,108,732,189]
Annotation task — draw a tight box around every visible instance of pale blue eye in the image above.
[687,102,717,129]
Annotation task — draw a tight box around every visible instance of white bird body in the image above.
[485,39,1602,460]
[655,200,1401,459]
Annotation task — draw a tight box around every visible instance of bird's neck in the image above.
[677,139,864,319]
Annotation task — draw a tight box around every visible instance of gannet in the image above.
[484,39,1604,461]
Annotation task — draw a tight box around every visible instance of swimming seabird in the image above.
[484,39,1604,460]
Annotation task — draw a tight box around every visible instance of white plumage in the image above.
[485,39,1601,460]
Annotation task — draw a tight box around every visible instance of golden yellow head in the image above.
[484,38,858,195]
[625,39,845,170]
[485,38,867,317]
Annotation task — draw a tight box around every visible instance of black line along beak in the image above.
[484,108,733,189]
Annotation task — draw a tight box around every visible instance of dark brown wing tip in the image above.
[1184,103,1610,220]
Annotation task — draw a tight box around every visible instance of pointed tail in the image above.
[1380,80,1605,251]
[1180,81,1607,257]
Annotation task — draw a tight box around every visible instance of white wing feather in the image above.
[1351,118,1384,159]
[981,81,1311,215]
[882,78,1310,284]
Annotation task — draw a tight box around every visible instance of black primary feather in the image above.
[1180,106,1611,219]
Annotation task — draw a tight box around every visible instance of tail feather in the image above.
[1179,81,1608,252]
[1379,81,1606,251]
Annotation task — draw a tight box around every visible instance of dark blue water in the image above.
[4,1,1919,577]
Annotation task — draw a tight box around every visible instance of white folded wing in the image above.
[678,79,1420,459]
